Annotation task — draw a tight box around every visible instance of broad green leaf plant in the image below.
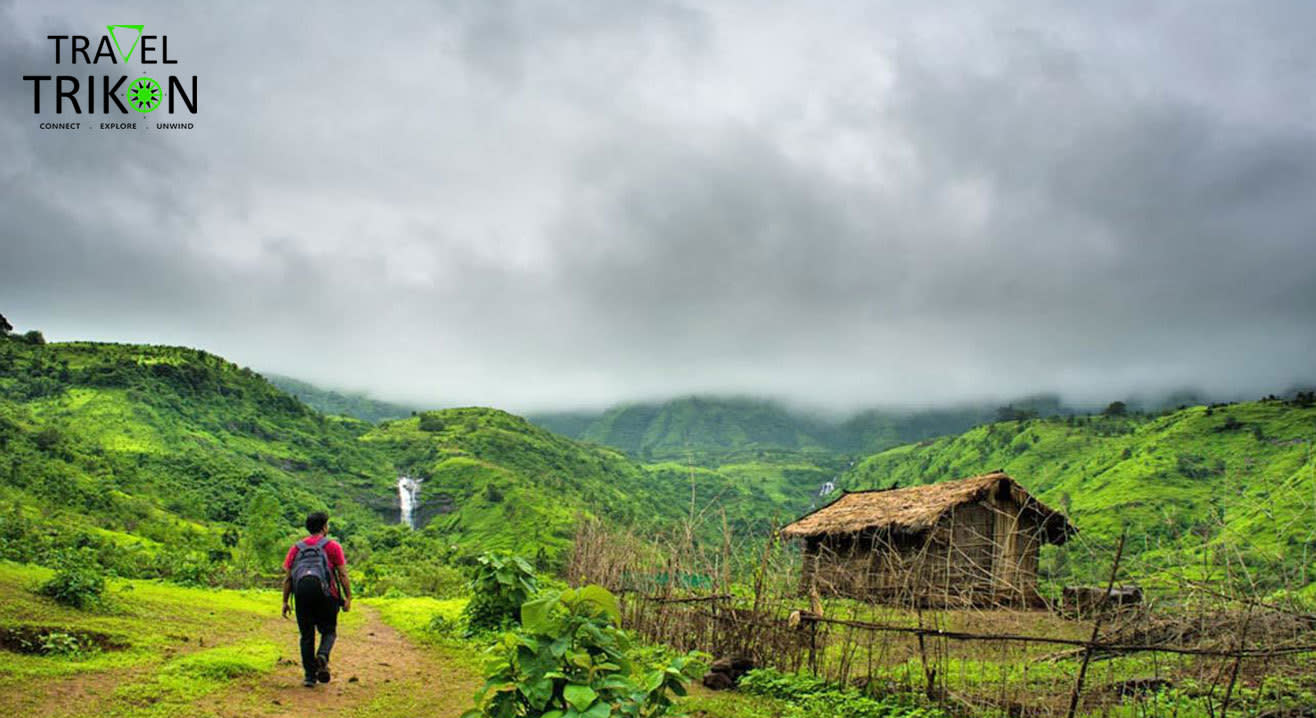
[464,552,541,634]
[464,584,706,718]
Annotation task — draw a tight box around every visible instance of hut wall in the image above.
[987,490,1045,605]
[805,532,878,598]
[869,532,927,600]
[931,504,998,604]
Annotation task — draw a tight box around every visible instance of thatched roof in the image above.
[781,473,1075,544]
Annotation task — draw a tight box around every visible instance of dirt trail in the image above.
[8,604,482,718]
[204,605,481,717]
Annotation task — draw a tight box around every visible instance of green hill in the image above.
[0,340,399,578]
[839,399,1316,589]
[0,338,827,583]
[360,407,836,565]
[265,374,418,423]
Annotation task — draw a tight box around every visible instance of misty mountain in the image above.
[529,395,1084,459]
[265,374,419,423]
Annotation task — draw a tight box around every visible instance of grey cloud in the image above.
[2,0,1314,411]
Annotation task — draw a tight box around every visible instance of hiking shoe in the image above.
[315,654,331,683]
[303,676,316,688]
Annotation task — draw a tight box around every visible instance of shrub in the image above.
[463,552,539,634]
[428,613,462,638]
[464,585,706,718]
[38,550,108,610]
[418,412,446,432]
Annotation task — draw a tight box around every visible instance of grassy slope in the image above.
[360,409,831,564]
[0,561,286,715]
[840,400,1316,587]
[0,341,396,564]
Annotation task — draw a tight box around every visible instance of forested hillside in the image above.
[0,339,397,581]
[0,338,825,585]
[357,409,829,565]
[839,398,1316,589]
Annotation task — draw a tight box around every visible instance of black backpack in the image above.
[291,539,334,597]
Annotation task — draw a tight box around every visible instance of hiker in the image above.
[281,511,352,688]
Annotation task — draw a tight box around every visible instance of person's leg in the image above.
[314,597,340,681]
[293,580,319,684]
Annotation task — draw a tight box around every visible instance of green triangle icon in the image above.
[106,24,144,64]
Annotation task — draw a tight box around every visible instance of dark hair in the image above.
[306,511,329,534]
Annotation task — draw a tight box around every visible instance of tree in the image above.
[1103,401,1127,417]
[418,412,445,432]
[241,490,288,571]
[23,330,44,345]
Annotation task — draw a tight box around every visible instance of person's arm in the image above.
[281,568,293,619]
[281,544,297,619]
[335,564,352,611]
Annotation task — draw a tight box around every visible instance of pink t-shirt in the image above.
[284,535,346,598]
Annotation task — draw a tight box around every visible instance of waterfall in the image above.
[397,475,421,529]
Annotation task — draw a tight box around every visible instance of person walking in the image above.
[281,511,351,687]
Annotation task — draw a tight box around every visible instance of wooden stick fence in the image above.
[570,495,1316,717]
[786,612,1316,659]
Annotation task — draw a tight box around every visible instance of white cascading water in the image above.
[397,475,421,529]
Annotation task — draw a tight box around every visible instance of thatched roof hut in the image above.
[783,473,1075,607]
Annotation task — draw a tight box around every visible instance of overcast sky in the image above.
[3,1,1315,412]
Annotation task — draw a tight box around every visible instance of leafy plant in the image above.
[738,668,949,718]
[39,631,88,656]
[464,584,706,718]
[464,552,540,634]
[38,549,107,610]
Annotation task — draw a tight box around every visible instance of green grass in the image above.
[0,561,278,681]
[109,639,281,716]
[679,686,800,717]
[361,595,467,644]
